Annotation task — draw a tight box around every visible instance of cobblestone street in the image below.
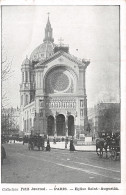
[1,143,120,183]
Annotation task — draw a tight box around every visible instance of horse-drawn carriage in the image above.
[109,134,120,161]
[96,132,120,160]
[28,135,45,151]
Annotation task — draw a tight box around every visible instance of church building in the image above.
[20,15,90,137]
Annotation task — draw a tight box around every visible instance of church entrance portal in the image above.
[56,114,65,136]
[47,116,54,136]
[68,115,74,136]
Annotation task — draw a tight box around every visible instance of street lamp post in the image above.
[82,59,90,133]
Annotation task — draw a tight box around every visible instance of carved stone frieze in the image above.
[45,97,76,109]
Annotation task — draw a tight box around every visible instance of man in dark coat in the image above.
[65,137,68,148]
[70,139,75,151]
[53,137,56,144]
[46,138,51,151]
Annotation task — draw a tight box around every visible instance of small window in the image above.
[80,100,84,107]
[22,72,24,82]
[80,109,84,117]
[39,100,44,107]
[39,109,43,117]
[25,71,28,82]
[21,95,23,105]
[25,95,28,105]
[29,73,31,82]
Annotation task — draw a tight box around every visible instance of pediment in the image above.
[35,51,84,68]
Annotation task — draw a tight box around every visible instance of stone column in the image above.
[35,72,37,88]
[44,114,47,136]
[74,113,77,138]
[82,59,90,132]
[28,71,29,82]
[54,115,57,137]
[65,115,68,137]
[38,72,40,89]
[24,71,25,82]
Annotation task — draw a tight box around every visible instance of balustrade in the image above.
[44,100,76,109]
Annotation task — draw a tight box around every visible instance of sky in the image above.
[2,5,120,108]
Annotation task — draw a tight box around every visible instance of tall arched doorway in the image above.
[68,115,74,136]
[56,114,65,136]
[47,115,54,136]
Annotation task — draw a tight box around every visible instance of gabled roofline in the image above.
[35,50,87,69]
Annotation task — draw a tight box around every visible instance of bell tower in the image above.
[20,56,35,108]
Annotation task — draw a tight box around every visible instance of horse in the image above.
[96,137,109,158]
[28,136,45,151]
[46,139,51,151]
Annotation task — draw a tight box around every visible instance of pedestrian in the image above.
[28,135,33,150]
[70,139,75,151]
[53,137,56,144]
[62,137,64,142]
[46,138,51,151]
[65,137,68,149]
[65,141,67,148]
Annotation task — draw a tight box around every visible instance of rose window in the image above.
[45,67,74,94]
[51,72,69,91]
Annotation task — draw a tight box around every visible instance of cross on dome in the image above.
[58,37,64,46]
[47,12,50,17]
[47,12,50,23]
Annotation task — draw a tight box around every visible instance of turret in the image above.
[20,56,35,108]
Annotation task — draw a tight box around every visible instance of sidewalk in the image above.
[50,142,96,152]
[13,140,96,152]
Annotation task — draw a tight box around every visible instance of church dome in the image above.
[30,41,55,62]
[30,15,55,63]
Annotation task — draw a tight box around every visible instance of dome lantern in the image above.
[43,13,54,43]
[30,14,55,63]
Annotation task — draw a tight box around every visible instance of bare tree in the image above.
[2,48,13,108]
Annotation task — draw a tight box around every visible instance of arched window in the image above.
[29,73,31,82]
[21,95,23,105]
[80,109,84,117]
[22,72,24,82]
[25,71,28,82]
[80,100,84,107]
[25,95,28,105]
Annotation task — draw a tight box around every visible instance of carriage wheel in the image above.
[99,149,103,158]
[97,148,103,158]
[111,150,117,161]
[96,148,101,156]
[42,146,44,151]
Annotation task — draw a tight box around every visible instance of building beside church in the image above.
[20,16,90,137]
[2,107,20,136]
[88,102,120,138]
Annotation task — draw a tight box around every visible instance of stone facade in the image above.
[2,107,20,135]
[20,16,90,137]
[88,103,120,138]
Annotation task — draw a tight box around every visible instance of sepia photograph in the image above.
[0,1,125,193]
